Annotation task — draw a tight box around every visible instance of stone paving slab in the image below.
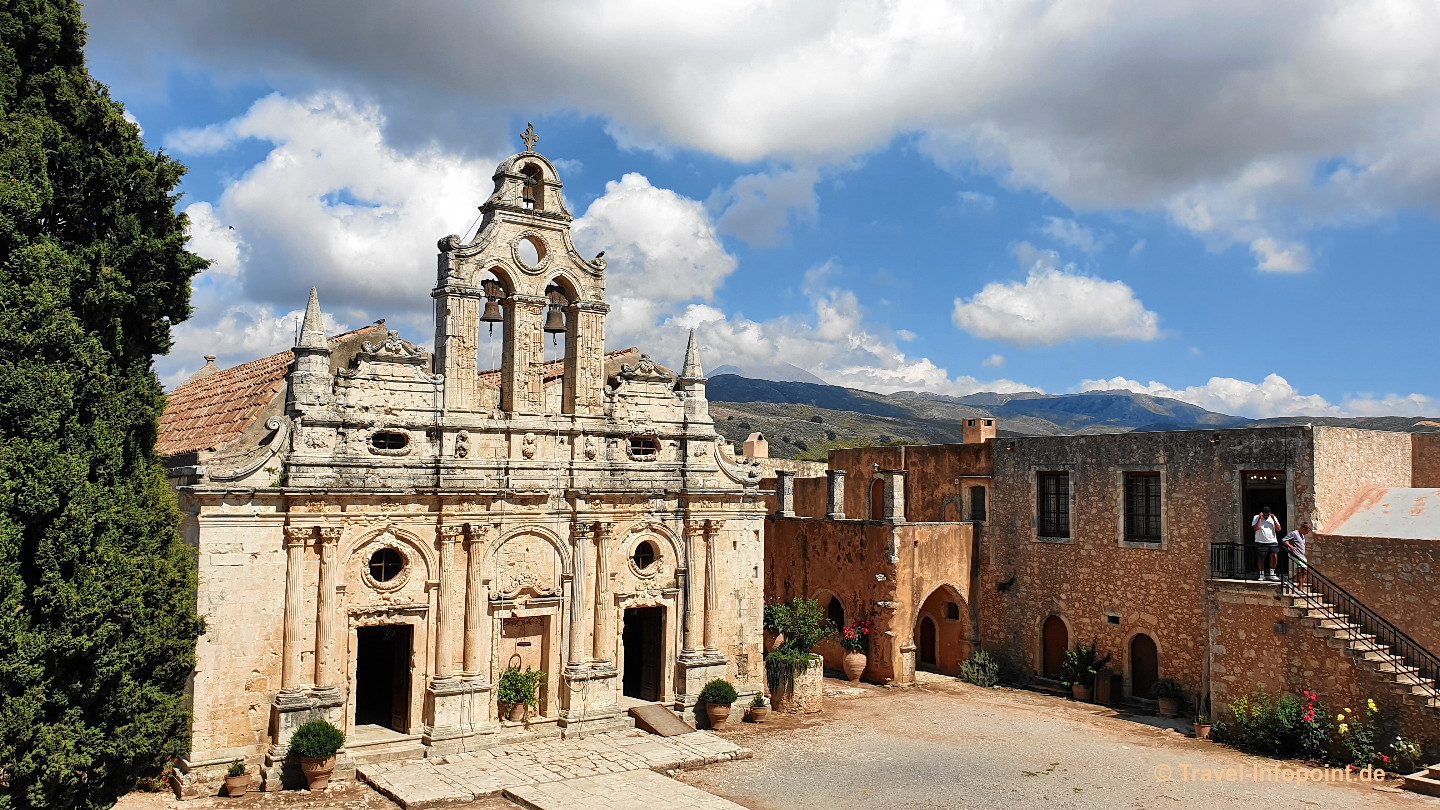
[357,729,750,809]
[505,769,748,810]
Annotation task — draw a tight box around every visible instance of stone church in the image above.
[158,130,768,788]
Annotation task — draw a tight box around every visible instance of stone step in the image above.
[347,738,427,766]
[1404,769,1440,797]
[629,703,696,737]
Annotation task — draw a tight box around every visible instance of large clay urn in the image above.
[706,703,733,730]
[842,651,867,684]
[300,756,336,791]
[764,632,785,653]
[508,703,528,723]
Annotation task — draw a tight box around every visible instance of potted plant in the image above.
[1060,640,1111,702]
[223,759,250,797]
[839,619,873,684]
[1152,678,1185,717]
[745,693,770,723]
[1193,713,1212,740]
[289,719,345,791]
[497,665,546,723]
[699,678,739,730]
[763,602,785,652]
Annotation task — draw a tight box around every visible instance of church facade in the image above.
[158,133,768,788]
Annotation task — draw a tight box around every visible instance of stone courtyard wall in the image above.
[1311,427,1412,530]
[1310,533,1440,654]
[1413,433,1440,488]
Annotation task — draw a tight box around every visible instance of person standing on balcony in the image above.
[1282,521,1312,589]
[1252,506,1282,582]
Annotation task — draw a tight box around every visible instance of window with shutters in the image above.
[1036,472,1070,539]
[1124,472,1163,544]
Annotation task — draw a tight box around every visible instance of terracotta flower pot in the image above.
[1157,697,1181,717]
[1071,683,1092,702]
[508,703,528,723]
[300,756,336,791]
[746,706,770,723]
[223,774,251,797]
[764,632,785,653]
[706,703,732,730]
[842,651,867,684]
[1193,722,1212,740]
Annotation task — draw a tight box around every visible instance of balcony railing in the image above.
[1209,542,1291,581]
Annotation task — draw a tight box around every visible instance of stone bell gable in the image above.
[159,128,767,793]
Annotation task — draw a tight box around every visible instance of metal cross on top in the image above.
[521,123,538,152]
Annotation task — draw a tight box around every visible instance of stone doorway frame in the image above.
[345,604,428,735]
[614,591,679,706]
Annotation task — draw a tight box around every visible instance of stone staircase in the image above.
[1403,763,1440,797]
[1281,587,1440,715]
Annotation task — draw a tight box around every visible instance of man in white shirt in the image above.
[1252,506,1281,582]
[1282,521,1311,588]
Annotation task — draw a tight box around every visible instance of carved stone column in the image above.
[280,526,311,691]
[702,520,721,655]
[567,521,588,667]
[435,525,463,679]
[502,294,547,413]
[591,523,612,661]
[314,526,343,690]
[462,524,489,676]
[682,519,704,657]
[881,469,907,524]
[826,469,847,519]
[775,470,796,517]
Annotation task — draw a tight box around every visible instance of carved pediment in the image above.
[490,532,562,600]
[617,354,674,383]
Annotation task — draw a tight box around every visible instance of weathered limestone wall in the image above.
[895,443,992,523]
[1207,581,1440,755]
[1412,433,1440,488]
[1310,533,1440,654]
[1311,427,1412,530]
[980,428,1316,701]
[827,446,904,519]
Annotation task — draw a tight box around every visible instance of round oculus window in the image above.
[631,540,656,570]
[369,547,404,582]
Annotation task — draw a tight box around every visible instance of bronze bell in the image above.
[480,279,505,334]
[544,284,568,342]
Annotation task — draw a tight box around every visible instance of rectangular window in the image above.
[1037,472,1070,538]
[1124,472,1163,543]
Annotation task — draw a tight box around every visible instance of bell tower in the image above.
[433,125,609,415]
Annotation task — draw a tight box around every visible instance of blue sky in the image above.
[83,1,1440,418]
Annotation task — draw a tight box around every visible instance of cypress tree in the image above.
[0,2,207,807]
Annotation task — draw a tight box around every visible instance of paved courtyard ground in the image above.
[119,674,1437,809]
[680,673,1436,810]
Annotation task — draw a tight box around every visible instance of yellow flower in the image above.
[1344,707,1353,714]
[1337,713,1345,722]
[1367,699,1377,712]
[1339,723,1349,735]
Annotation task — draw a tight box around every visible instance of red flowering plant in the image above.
[840,619,873,653]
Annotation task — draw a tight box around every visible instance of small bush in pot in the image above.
[290,719,345,790]
[699,678,739,730]
[224,759,250,797]
[1151,678,1185,717]
[746,693,770,723]
[497,666,546,722]
[1059,640,1111,701]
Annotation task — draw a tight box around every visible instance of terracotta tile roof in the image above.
[157,326,378,458]
[477,347,640,386]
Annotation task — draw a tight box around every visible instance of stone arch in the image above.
[1124,628,1162,700]
[342,525,436,586]
[868,476,885,521]
[615,520,685,569]
[481,525,572,601]
[1038,613,1071,680]
[808,587,846,671]
[912,582,971,675]
[941,495,963,522]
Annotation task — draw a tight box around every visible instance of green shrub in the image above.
[1337,699,1379,766]
[764,597,834,654]
[226,760,246,778]
[1227,688,1333,760]
[750,694,767,708]
[959,651,1000,688]
[765,647,814,694]
[1151,678,1186,700]
[289,720,345,760]
[497,666,546,709]
[698,679,738,706]
[1058,640,1111,688]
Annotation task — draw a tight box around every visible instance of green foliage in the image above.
[749,693,766,709]
[959,651,1000,688]
[288,720,344,761]
[0,2,208,807]
[226,760,245,778]
[764,597,834,654]
[764,647,813,694]
[698,679,738,706]
[1150,678,1186,700]
[1336,699,1378,766]
[1058,641,1111,688]
[1390,736,1424,774]
[1226,688,1333,761]
[808,415,823,423]
[496,666,546,709]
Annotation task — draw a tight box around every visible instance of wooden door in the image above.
[1130,633,1159,699]
[1041,616,1068,679]
[919,617,937,666]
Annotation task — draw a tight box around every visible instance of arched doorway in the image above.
[1130,633,1159,699]
[826,594,846,631]
[1041,616,1068,679]
[869,479,885,520]
[918,616,937,667]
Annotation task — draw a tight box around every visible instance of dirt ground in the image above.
[116,675,1437,809]
[680,674,1437,810]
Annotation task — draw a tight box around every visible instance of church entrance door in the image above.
[355,624,411,732]
[622,607,664,702]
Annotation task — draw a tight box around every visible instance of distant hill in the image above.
[709,363,828,385]
[704,374,1436,460]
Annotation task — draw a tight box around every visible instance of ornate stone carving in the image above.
[491,533,561,600]
[617,354,673,382]
[455,430,470,458]
[521,432,537,459]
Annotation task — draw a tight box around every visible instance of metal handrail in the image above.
[1279,548,1440,701]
